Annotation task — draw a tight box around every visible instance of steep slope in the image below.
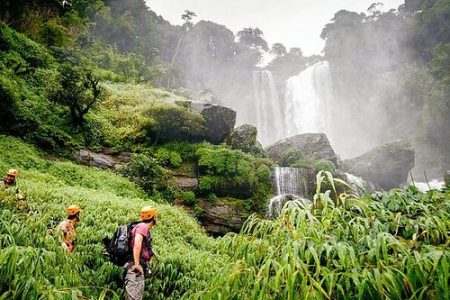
[0,135,227,299]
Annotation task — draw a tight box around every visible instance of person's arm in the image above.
[131,233,144,274]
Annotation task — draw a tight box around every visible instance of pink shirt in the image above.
[130,223,152,261]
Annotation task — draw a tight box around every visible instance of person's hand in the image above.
[131,264,144,275]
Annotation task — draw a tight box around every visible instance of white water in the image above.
[284,61,333,138]
[268,167,311,218]
[252,70,284,145]
[273,167,310,196]
[344,172,377,196]
[411,180,445,192]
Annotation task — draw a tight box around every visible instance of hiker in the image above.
[1,168,27,209]
[123,206,157,300]
[59,205,81,253]
[1,168,20,192]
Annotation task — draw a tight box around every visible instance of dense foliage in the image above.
[198,179,450,299]
[196,146,273,210]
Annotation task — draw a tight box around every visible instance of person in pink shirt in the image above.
[124,206,157,300]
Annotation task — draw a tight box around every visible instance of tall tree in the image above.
[271,43,287,57]
[237,27,269,51]
[167,10,197,88]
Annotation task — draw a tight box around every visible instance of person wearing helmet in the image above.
[124,206,157,300]
[58,205,81,253]
[1,169,20,191]
[1,169,26,209]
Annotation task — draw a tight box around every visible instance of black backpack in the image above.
[103,221,141,266]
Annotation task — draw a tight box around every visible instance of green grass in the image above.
[0,135,227,299]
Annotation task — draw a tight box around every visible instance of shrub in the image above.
[122,154,170,196]
[280,148,304,167]
[144,105,206,144]
[290,158,314,169]
[207,193,218,203]
[195,145,273,210]
[154,148,182,167]
[313,159,336,173]
[181,191,197,206]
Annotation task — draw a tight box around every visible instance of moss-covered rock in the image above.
[226,124,262,154]
[197,198,251,236]
[266,133,338,166]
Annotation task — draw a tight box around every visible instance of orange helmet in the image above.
[7,169,19,177]
[140,206,157,221]
[67,205,81,216]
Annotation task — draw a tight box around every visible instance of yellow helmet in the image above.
[67,205,81,216]
[140,206,157,221]
[7,169,19,177]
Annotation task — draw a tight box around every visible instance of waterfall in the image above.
[284,61,333,138]
[344,173,377,196]
[273,167,310,196]
[268,167,311,218]
[250,62,333,147]
[252,70,284,145]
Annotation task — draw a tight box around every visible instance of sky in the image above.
[146,0,405,56]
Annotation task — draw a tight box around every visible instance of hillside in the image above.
[0,136,227,299]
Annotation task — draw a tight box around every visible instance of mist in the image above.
[170,1,449,179]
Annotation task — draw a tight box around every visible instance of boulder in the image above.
[266,133,338,165]
[174,100,237,144]
[76,149,117,169]
[193,103,236,144]
[174,176,198,191]
[226,124,261,154]
[198,202,250,236]
[341,140,415,190]
[74,149,129,169]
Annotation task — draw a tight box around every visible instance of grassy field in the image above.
[0,135,227,299]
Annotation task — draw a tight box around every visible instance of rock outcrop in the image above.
[226,124,263,154]
[341,140,415,190]
[173,176,198,191]
[197,202,250,236]
[75,149,119,169]
[174,100,237,144]
[266,133,338,165]
[74,149,131,170]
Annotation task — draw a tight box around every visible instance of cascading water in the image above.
[268,167,311,218]
[252,70,284,145]
[284,61,333,138]
[344,173,377,196]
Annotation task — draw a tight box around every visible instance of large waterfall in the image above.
[268,167,311,218]
[251,62,334,147]
[252,70,284,145]
[284,61,333,138]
